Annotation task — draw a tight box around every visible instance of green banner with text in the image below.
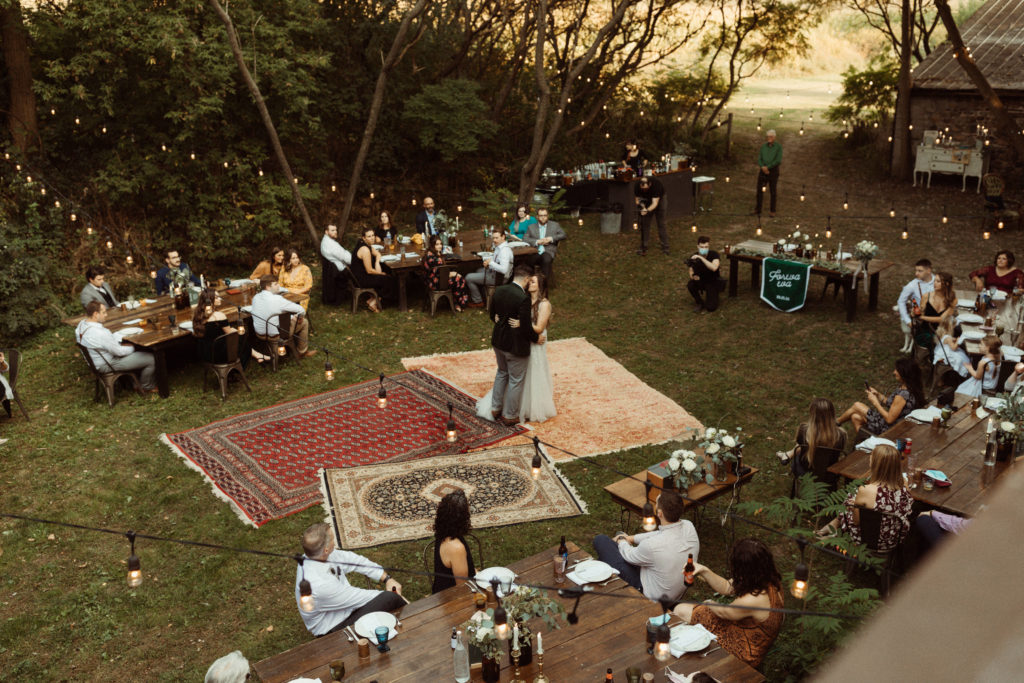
[760,257,811,312]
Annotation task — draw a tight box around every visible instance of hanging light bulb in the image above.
[377,374,388,408]
[756,223,763,236]
[691,224,697,233]
[25,175,32,183]
[161,143,167,152]
[102,126,107,134]
[126,531,142,588]
[901,217,909,240]
[633,222,638,231]
[983,231,991,240]
[842,193,849,211]
[942,206,948,224]
[258,168,264,177]
[278,344,287,357]
[825,216,832,239]
[642,481,657,531]
[724,176,730,183]
[126,255,134,265]
[71,212,77,221]
[531,437,543,480]
[55,200,61,208]
[40,187,46,196]
[445,401,457,443]
[86,225,93,235]
[654,623,672,661]
[190,152,196,160]
[578,218,584,226]
[223,161,229,168]
[756,118,761,131]
[150,269,158,280]
[791,561,809,598]
[370,191,375,199]
[799,124,804,136]
[998,220,1005,230]
[106,240,113,250]
[799,186,806,202]
[889,206,896,218]
[412,197,417,206]
[456,205,462,213]
[330,184,337,192]
[324,361,334,381]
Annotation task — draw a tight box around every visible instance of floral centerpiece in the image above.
[432,210,460,245]
[169,265,195,292]
[665,449,705,491]
[853,240,879,263]
[991,392,1024,455]
[695,426,744,481]
[461,586,565,671]
[461,607,506,663]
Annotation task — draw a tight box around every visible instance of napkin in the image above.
[856,436,897,453]
[669,623,717,658]
[380,254,402,262]
[566,566,620,586]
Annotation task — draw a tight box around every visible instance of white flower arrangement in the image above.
[992,393,1024,445]
[461,608,505,661]
[665,449,705,489]
[694,425,745,483]
[853,240,879,261]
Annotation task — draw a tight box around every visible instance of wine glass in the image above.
[329,659,346,680]
[168,314,177,330]
[374,626,390,653]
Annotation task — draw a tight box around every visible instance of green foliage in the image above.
[468,187,519,217]
[826,57,898,136]
[402,79,498,161]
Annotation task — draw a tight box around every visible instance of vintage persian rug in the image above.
[402,337,703,460]
[320,443,587,549]
[160,369,525,527]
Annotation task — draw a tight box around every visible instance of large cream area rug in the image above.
[402,337,703,460]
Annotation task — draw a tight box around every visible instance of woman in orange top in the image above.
[250,246,285,280]
[278,248,313,310]
[673,538,784,668]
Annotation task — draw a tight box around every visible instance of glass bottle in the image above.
[453,630,470,683]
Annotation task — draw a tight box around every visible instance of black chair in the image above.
[341,267,379,313]
[982,173,1021,230]
[75,343,143,407]
[247,315,293,372]
[991,361,1015,395]
[320,255,346,306]
[202,332,252,400]
[1,348,30,420]
[789,445,843,498]
[845,504,906,597]
[425,264,456,317]
[420,534,485,577]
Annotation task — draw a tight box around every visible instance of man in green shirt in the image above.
[754,129,782,217]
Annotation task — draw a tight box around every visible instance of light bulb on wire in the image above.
[323,350,334,381]
[842,193,849,211]
[126,531,142,588]
[377,374,388,408]
[445,401,457,443]
[901,217,908,240]
[942,206,948,224]
[531,436,543,480]
[296,556,315,612]
[642,481,657,531]
[799,186,806,202]
[791,539,809,598]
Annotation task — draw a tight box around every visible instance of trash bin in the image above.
[600,203,623,234]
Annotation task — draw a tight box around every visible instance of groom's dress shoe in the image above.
[491,409,502,420]
[498,416,519,427]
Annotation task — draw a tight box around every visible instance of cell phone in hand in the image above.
[863,380,871,390]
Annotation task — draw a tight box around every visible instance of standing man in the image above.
[154,248,201,295]
[687,235,722,314]
[251,275,316,357]
[466,227,513,307]
[593,490,699,601]
[415,196,438,238]
[754,129,782,217]
[74,301,157,392]
[487,264,539,426]
[634,175,668,256]
[294,523,405,637]
[79,265,120,311]
[896,259,934,353]
[525,207,566,281]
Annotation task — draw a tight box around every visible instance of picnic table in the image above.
[726,239,895,322]
[252,542,764,683]
[381,230,537,311]
[829,399,1013,517]
[64,285,308,398]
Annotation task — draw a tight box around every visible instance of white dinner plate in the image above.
[119,327,144,337]
[475,567,516,596]
[957,313,984,325]
[144,298,158,304]
[670,624,714,653]
[907,407,943,423]
[476,251,493,259]
[506,241,530,249]
[372,244,384,251]
[240,305,253,313]
[985,397,1007,411]
[178,321,194,331]
[961,329,986,341]
[572,560,616,583]
[380,254,402,263]
[957,298,977,308]
[353,611,398,641]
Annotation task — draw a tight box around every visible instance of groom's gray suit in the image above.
[488,277,538,421]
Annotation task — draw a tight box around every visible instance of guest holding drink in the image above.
[672,538,784,668]
[423,235,469,312]
[776,398,846,483]
[250,246,285,281]
[970,250,1024,294]
[351,226,396,312]
[837,357,923,435]
[956,336,1002,397]
[912,271,954,389]
[376,210,399,243]
[278,249,313,298]
[895,259,934,354]
[430,490,477,593]
[507,205,537,241]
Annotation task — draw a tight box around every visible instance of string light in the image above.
[323,350,334,381]
[983,231,991,240]
[756,118,761,131]
[277,344,287,357]
[491,578,510,639]
[531,437,543,480]
[126,531,142,588]
[578,218,584,226]
[791,541,809,599]
[889,206,896,218]
[370,191,375,200]
[296,556,315,613]
[126,255,134,265]
[377,374,388,408]
[799,186,806,202]
[106,240,113,250]
[258,168,264,177]
[190,152,196,160]
[691,224,697,233]
[942,206,948,224]
[825,216,832,240]
[799,124,804,136]
[72,213,78,222]
[725,176,730,183]
[842,193,849,211]
[330,184,336,192]
[998,220,1005,230]
[445,401,457,443]
[901,216,908,240]
[642,481,657,531]
[412,198,417,207]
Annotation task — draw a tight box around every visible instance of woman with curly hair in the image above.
[673,537,784,668]
[431,490,476,593]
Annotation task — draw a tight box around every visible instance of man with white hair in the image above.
[754,129,782,217]
[295,523,405,637]
[204,651,249,683]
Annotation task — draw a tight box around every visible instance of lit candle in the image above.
[536,632,543,655]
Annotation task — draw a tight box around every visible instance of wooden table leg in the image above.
[751,261,761,290]
[845,276,859,322]
[868,273,881,310]
[397,272,409,312]
[154,348,170,398]
[728,256,738,296]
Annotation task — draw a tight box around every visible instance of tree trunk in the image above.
[0,1,39,154]
[934,0,1024,161]
[338,0,431,236]
[208,0,319,246]
[890,0,913,178]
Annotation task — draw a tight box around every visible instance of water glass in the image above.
[329,659,346,680]
[374,625,390,653]
[553,555,566,584]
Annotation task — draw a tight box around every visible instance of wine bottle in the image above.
[684,554,696,586]
[558,536,568,557]
[453,629,470,683]
[450,626,458,649]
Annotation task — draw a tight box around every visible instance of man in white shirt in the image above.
[321,224,351,272]
[466,227,513,307]
[593,490,699,601]
[896,259,934,353]
[79,265,121,311]
[251,275,316,357]
[74,301,156,391]
[295,523,405,637]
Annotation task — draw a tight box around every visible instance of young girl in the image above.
[957,336,1002,397]
[932,316,971,378]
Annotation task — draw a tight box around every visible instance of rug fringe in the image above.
[412,366,486,404]
[538,442,589,515]
[158,434,258,528]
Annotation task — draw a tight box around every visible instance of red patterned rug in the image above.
[160,369,525,527]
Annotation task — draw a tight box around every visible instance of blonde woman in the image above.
[779,398,847,480]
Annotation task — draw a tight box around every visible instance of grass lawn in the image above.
[1,110,1020,681]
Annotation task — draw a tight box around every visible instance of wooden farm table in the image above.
[383,230,537,311]
[252,542,764,683]
[64,285,308,398]
[726,240,895,322]
[952,288,1024,355]
[829,399,1013,517]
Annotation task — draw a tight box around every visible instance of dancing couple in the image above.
[477,264,556,425]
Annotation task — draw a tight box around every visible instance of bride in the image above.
[477,272,556,423]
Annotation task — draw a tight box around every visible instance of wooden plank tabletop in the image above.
[828,400,1013,517]
[252,542,764,683]
[729,240,895,278]
[605,467,759,516]
[378,229,537,273]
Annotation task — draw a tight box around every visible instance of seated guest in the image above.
[321,225,351,272]
[192,289,258,367]
[278,248,314,303]
[777,398,847,482]
[932,316,970,379]
[155,248,201,295]
[525,207,566,281]
[423,235,469,312]
[415,196,438,238]
[351,227,397,313]
[970,250,1024,294]
[295,522,404,637]
[915,510,970,555]
[376,210,399,243]
[1004,360,1024,395]
[204,651,249,683]
[74,301,157,392]
[466,227,513,307]
[250,246,286,281]
[672,538,784,668]
[251,275,316,357]
[507,205,537,241]
[837,357,923,435]
[79,265,120,311]
[817,444,912,551]
[593,490,699,600]
[957,336,1001,398]
[431,490,477,593]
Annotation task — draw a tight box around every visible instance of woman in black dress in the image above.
[350,226,396,312]
[375,210,399,243]
[423,235,469,311]
[431,490,476,594]
[191,288,255,366]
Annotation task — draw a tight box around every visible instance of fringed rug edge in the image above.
[159,433,259,528]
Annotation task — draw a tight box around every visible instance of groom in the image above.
[488,263,539,426]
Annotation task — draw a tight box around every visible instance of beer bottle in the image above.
[605,668,614,681]
[684,554,696,586]
[558,536,568,558]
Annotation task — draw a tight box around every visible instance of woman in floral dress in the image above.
[423,235,468,311]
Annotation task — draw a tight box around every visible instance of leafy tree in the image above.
[826,57,899,137]
[402,79,498,161]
